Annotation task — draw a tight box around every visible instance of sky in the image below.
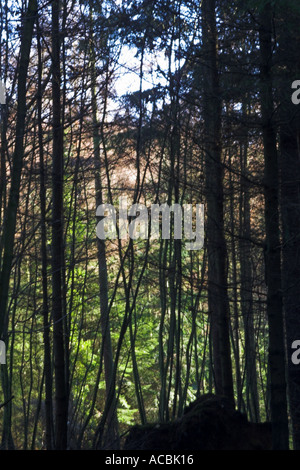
[114,45,169,97]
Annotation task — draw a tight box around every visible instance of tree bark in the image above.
[276,2,300,450]
[202,0,234,404]
[239,102,260,422]
[37,19,54,450]
[0,0,37,449]
[90,12,119,449]
[51,0,68,450]
[259,3,289,449]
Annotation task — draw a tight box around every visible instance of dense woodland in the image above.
[0,0,299,451]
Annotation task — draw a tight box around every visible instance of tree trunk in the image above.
[259,3,289,449]
[239,102,260,422]
[0,0,37,449]
[51,0,68,450]
[276,2,300,450]
[37,19,54,450]
[202,0,234,404]
[90,12,119,449]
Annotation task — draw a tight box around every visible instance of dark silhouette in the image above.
[124,394,272,450]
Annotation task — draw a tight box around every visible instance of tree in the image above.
[201,0,234,404]
[51,0,68,450]
[89,6,119,449]
[276,0,300,450]
[259,2,289,449]
[1,0,300,450]
[0,0,38,448]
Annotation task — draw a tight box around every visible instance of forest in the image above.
[0,0,299,452]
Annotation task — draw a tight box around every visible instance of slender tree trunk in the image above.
[51,0,68,450]
[0,0,37,449]
[89,13,119,449]
[37,19,54,450]
[239,102,260,422]
[202,0,234,404]
[228,149,242,411]
[259,4,289,449]
[277,3,300,450]
[0,0,9,227]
